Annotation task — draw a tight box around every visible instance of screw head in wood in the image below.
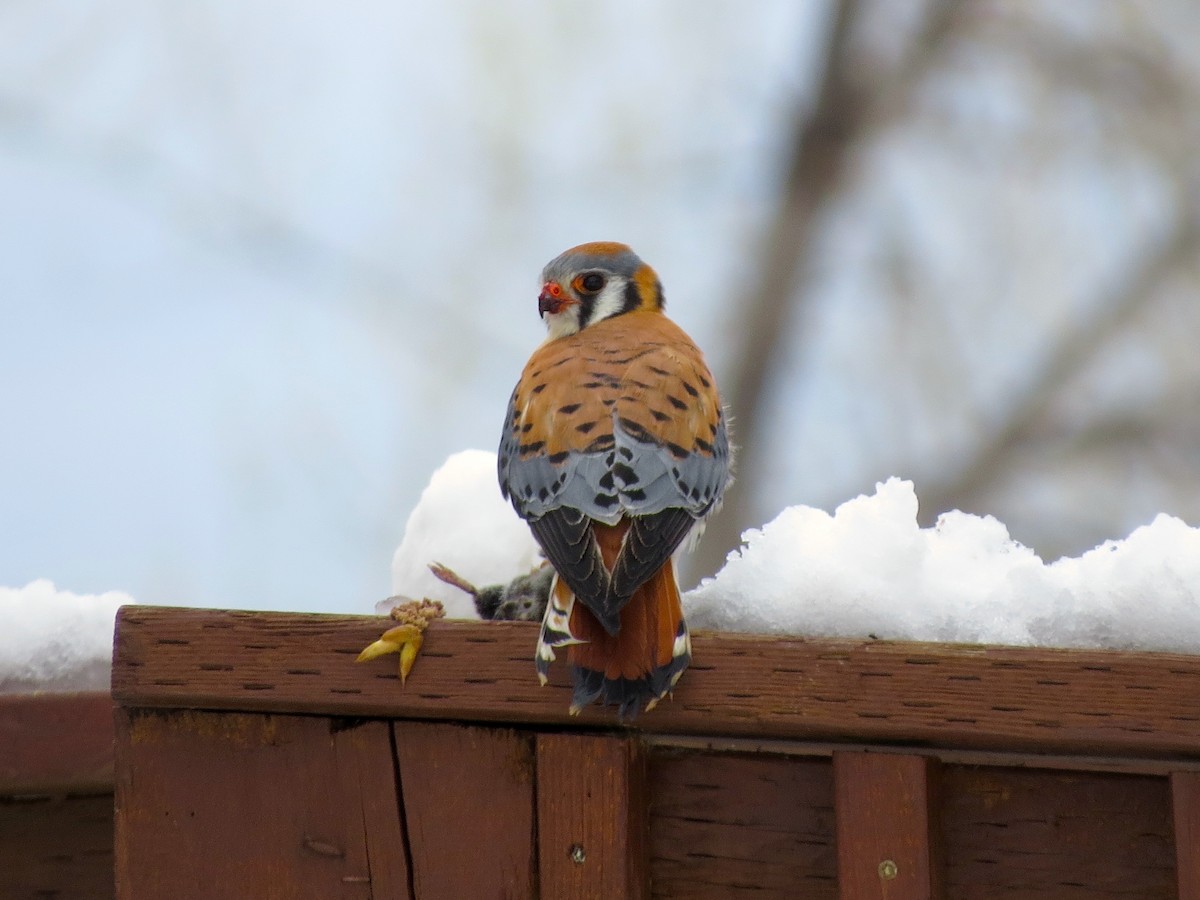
[878,859,898,880]
[569,843,586,865]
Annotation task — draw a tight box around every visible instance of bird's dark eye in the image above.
[575,272,606,294]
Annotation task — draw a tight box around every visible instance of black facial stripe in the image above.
[621,280,641,314]
[578,293,598,328]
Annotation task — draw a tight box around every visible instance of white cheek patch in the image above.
[544,307,582,340]
[584,281,628,325]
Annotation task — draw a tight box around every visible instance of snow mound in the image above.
[396,456,1200,653]
[0,579,134,693]
[686,478,1200,652]
[390,449,541,618]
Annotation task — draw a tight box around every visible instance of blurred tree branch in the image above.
[913,10,1200,523]
[917,202,1200,520]
[693,0,966,580]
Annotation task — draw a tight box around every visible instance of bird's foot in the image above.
[356,598,445,684]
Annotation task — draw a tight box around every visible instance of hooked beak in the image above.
[538,281,572,316]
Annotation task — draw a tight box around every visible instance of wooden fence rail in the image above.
[0,692,115,898]
[111,605,1200,899]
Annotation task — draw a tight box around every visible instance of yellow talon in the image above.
[397,632,423,684]
[355,639,397,663]
[356,599,444,685]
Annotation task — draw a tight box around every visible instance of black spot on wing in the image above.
[584,434,616,453]
[612,462,638,485]
[617,417,655,444]
[537,356,572,372]
[584,372,621,389]
[599,346,657,364]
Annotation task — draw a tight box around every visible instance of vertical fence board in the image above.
[331,721,412,897]
[114,709,406,899]
[392,722,535,899]
[537,733,649,900]
[1174,772,1200,900]
[649,750,836,899]
[834,752,941,900]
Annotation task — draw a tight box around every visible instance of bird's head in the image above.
[537,242,664,339]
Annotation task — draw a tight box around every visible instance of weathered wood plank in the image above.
[834,752,941,899]
[112,606,1200,759]
[114,709,408,899]
[537,733,649,899]
[330,721,412,897]
[1172,771,1200,899]
[0,794,114,899]
[941,766,1175,898]
[649,750,836,899]
[0,692,114,793]
[393,722,535,898]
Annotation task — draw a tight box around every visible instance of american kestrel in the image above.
[498,242,732,716]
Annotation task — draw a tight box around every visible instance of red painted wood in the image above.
[537,733,649,899]
[0,692,114,793]
[1174,771,1200,899]
[393,721,535,898]
[834,752,941,899]
[649,750,836,898]
[0,794,114,899]
[112,607,1200,760]
[114,709,408,899]
[942,766,1174,898]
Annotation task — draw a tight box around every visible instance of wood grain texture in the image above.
[537,733,649,899]
[114,709,407,899]
[112,606,1200,760]
[393,722,535,899]
[1172,771,1200,900]
[0,692,114,793]
[941,766,1175,898]
[649,750,836,899]
[0,793,114,899]
[834,752,941,900]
